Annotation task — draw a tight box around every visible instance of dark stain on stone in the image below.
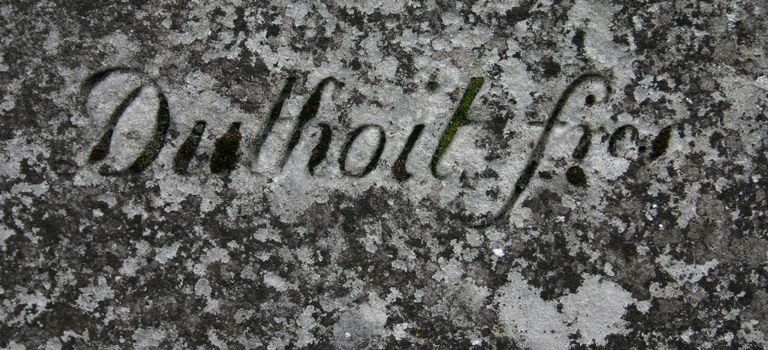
[505,3,531,24]
[650,126,673,160]
[427,79,439,91]
[572,28,585,51]
[542,58,561,78]
[566,166,588,187]
[210,122,242,174]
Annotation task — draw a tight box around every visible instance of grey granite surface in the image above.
[1,0,768,348]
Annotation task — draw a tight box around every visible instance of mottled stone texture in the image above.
[1,0,768,349]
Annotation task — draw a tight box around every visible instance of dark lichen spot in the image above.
[585,94,596,106]
[566,166,587,187]
[88,142,109,162]
[266,24,280,37]
[505,5,531,24]
[426,79,439,91]
[572,29,585,51]
[210,122,242,174]
[538,170,554,180]
[650,126,673,160]
[349,58,362,71]
[542,59,561,78]
[708,130,726,156]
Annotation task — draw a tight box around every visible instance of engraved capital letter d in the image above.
[83,68,170,175]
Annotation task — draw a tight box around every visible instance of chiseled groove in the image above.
[572,124,591,160]
[279,77,343,170]
[339,124,386,178]
[608,124,639,157]
[473,73,611,227]
[308,123,332,176]
[126,90,171,174]
[88,86,144,163]
[173,121,207,175]
[254,77,296,160]
[392,124,425,182]
[430,76,485,179]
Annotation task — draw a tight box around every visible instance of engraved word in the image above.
[80,68,674,226]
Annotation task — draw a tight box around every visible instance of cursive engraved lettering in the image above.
[339,124,386,178]
[430,76,485,179]
[83,68,170,175]
[80,69,678,226]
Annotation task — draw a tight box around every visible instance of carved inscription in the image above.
[80,68,675,226]
[83,68,170,175]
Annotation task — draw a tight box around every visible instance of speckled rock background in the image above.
[1,0,768,349]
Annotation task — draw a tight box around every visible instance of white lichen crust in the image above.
[0,0,767,349]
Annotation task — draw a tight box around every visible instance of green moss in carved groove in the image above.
[431,77,485,176]
[442,77,484,152]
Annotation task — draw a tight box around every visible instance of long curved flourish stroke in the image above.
[471,73,611,227]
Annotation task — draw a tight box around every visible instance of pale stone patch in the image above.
[497,272,635,349]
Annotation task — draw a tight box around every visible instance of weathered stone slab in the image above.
[1,0,767,348]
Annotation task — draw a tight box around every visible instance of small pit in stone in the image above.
[585,94,596,106]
